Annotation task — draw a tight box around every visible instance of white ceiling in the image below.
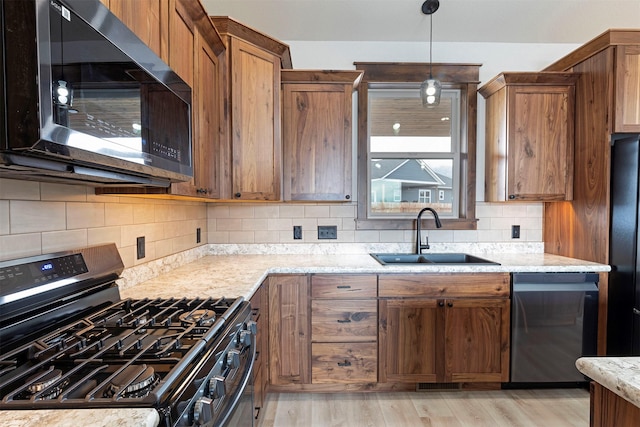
[201,0,640,44]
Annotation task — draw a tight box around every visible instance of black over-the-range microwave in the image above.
[0,0,192,186]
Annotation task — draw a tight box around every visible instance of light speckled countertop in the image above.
[577,357,640,408]
[0,250,611,426]
[119,252,610,301]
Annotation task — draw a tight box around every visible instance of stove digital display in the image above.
[40,262,54,272]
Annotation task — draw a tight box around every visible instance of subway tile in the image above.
[453,230,478,242]
[121,224,147,248]
[133,204,155,224]
[329,204,356,218]
[341,217,356,231]
[427,229,454,243]
[337,230,355,242]
[0,179,40,200]
[208,205,230,219]
[267,218,292,231]
[42,229,88,253]
[67,202,105,229]
[379,230,405,243]
[475,202,502,218]
[0,233,41,261]
[255,230,280,243]
[144,222,166,242]
[153,239,174,259]
[242,218,268,231]
[228,205,255,219]
[228,231,254,244]
[304,205,330,218]
[354,230,380,243]
[162,221,187,239]
[87,226,122,247]
[0,201,8,235]
[40,182,88,201]
[11,200,66,233]
[254,204,280,219]
[279,205,305,218]
[105,203,134,226]
[208,231,229,244]
[502,204,530,218]
[216,218,243,231]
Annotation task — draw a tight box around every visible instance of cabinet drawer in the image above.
[312,342,377,384]
[311,275,377,298]
[311,300,377,342]
[378,273,510,298]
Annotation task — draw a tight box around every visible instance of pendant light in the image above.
[420,0,441,107]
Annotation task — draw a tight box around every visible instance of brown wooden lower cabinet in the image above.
[591,382,640,426]
[378,273,511,384]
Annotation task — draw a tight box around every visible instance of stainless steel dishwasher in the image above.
[510,272,599,385]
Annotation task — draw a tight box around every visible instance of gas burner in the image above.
[105,364,158,398]
[26,369,68,400]
[179,310,216,327]
[27,369,62,393]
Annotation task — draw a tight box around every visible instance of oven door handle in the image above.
[215,338,257,427]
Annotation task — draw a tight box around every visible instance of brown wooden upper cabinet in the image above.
[211,17,292,201]
[96,0,226,200]
[615,45,640,133]
[480,72,579,202]
[281,70,363,202]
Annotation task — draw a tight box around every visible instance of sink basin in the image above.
[370,253,500,266]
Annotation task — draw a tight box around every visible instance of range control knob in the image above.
[209,375,225,399]
[193,397,214,426]
[239,330,253,347]
[226,349,241,369]
[246,320,258,335]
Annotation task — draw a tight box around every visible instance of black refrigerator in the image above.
[608,133,640,355]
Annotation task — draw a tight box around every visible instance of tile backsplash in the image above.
[0,178,207,266]
[1,177,543,264]
[207,201,543,245]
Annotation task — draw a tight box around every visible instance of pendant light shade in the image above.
[420,78,441,106]
[420,0,440,107]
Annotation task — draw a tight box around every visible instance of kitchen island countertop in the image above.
[577,356,640,408]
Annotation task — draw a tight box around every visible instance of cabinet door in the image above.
[615,45,640,132]
[104,0,166,60]
[268,275,310,385]
[283,83,353,201]
[444,298,510,382]
[378,298,441,383]
[171,29,221,198]
[230,39,281,201]
[506,86,574,201]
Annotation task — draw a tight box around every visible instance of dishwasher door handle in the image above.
[513,282,599,292]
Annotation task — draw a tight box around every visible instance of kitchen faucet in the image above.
[415,207,442,254]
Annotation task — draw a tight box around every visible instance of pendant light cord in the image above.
[429,13,433,79]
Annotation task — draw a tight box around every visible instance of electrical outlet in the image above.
[136,236,145,259]
[511,225,521,239]
[318,225,337,239]
[196,227,201,244]
[293,225,302,240]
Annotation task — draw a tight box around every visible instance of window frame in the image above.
[354,62,480,230]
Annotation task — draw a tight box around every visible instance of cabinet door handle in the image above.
[345,195,351,200]
[337,360,352,367]
[438,301,445,307]
[234,192,242,198]
[337,319,352,323]
[337,285,351,289]
[447,301,454,308]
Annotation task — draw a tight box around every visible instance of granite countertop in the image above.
[577,357,640,408]
[119,251,610,301]
[1,251,610,427]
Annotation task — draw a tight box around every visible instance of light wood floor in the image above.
[260,388,590,427]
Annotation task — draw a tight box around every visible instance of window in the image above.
[368,87,460,219]
[354,62,479,230]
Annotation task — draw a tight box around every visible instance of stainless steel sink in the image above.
[370,253,500,265]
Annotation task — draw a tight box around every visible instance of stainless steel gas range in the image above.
[0,244,255,427]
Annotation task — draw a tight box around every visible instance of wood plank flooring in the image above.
[260,388,590,426]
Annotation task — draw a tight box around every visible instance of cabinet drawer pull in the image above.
[447,302,454,308]
[336,285,351,289]
[438,301,445,307]
[337,360,352,367]
[337,319,352,323]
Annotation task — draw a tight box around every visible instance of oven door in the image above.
[218,329,256,427]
